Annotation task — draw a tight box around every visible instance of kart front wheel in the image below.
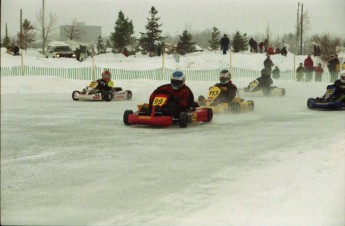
[307,98,315,109]
[206,108,213,122]
[126,90,132,100]
[179,112,188,128]
[72,90,80,101]
[123,110,133,125]
[102,92,113,102]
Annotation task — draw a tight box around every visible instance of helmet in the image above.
[171,71,185,90]
[102,70,111,81]
[261,68,269,76]
[219,70,231,84]
[341,73,345,83]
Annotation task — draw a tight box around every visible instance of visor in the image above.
[171,79,184,89]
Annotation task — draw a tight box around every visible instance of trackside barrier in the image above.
[0,66,332,82]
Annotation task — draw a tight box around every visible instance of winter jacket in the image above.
[327,58,339,72]
[97,78,114,92]
[314,66,324,74]
[264,58,274,74]
[214,81,237,103]
[304,57,314,71]
[220,36,230,50]
[149,84,194,112]
[257,75,273,89]
[296,66,305,74]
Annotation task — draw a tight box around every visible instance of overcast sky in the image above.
[1,0,345,40]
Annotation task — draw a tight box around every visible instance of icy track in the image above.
[1,77,344,226]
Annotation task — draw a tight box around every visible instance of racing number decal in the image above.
[89,81,98,88]
[209,90,219,96]
[192,113,197,122]
[324,88,335,99]
[152,97,167,106]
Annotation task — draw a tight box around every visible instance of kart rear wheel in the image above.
[72,90,80,101]
[126,90,132,100]
[206,108,213,122]
[123,110,133,125]
[179,112,188,128]
[102,92,113,101]
[281,88,286,96]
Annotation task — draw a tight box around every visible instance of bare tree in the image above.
[36,1,58,54]
[18,19,36,49]
[265,23,271,47]
[311,33,341,61]
[62,18,83,41]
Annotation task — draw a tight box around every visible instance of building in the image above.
[59,22,101,44]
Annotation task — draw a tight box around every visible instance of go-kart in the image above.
[307,85,345,110]
[72,80,132,101]
[123,92,213,128]
[198,86,254,113]
[237,79,286,97]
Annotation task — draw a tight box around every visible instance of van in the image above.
[45,41,76,58]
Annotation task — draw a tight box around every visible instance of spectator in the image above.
[263,39,268,52]
[314,63,324,82]
[13,45,20,56]
[304,54,314,82]
[275,47,281,54]
[272,66,280,79]
[281,47,287,56]
[327,55,339,82]
[220,34,230,55]
[258,42,264,53]
[313,45,321,57]
[296,63,305,82]
[266,46,274,55]
[263,54,274,75]
[253,39,258,53]
[75,48,81,61]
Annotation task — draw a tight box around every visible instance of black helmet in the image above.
[261,68,268,76]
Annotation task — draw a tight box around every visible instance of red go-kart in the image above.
[123,92,213,128]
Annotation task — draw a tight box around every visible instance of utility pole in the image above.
[20,9,22,48]
[300,3,303,55]
[296,2,300,55]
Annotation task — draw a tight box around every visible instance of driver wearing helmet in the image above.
[97,70,114,92]
[250,68,273,93]
[330,73,345,102]
[214,70,237,103]
[148,71,194,116]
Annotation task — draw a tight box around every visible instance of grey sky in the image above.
[1,0,345,40]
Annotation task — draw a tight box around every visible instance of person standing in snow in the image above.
[314,63,324,82]
[304,54,314,82]
[327,55,340,83]
[272,66,280,79]
[263,54,274,75]
[220,34,230,55]
[281,47,287,56]
[296,63,305,82]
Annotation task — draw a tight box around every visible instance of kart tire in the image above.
[179,112,188,128]
[248,100,254,110]
[206,108,213,122]
[102,92,113,102]
[281,88,286,96]
[231,103,240,112]
[123,110,133,125]
[307,98,315,109]
[126,90,132,100]
[72,90,80,101]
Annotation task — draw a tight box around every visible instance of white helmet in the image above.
[219,70,231,84]
[171,71,185,90]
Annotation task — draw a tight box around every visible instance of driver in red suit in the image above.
[146,71,194,117]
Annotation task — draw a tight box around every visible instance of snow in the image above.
[1,48,344,226]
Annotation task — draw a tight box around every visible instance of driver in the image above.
[146,71,194,116]
[246,68,273,93]
[213,70,237,103]
[97,70,114,92]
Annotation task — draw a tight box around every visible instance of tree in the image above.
[139,6,166,54]
[36,0,58,54]
[232,31,248,52]
[311,33,341,61]
[208,27,220,50]
[110,10,135,52]
[177,30,196,54]
[62,18,82,41]
[2,23,11,47]
[17,19,36,49]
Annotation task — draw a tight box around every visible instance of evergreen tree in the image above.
[110,11,135,52]
[208,27,220,50]
[96,36,106,53]
[3,23,11,47]
[106,39,112,48]
[18,19,36,49]
[231,31,248,52]
[177,30,196,54]
[139,6,166,55]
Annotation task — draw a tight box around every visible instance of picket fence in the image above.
[0,65,332,82]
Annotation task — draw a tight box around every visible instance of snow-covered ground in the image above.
[1,48,344,226]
